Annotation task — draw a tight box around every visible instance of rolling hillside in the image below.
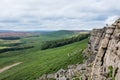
[42,30,79,38]
[0,31,89,80]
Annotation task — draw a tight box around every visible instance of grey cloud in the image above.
[0,0,119,30]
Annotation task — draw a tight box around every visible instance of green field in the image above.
[0,31,89,80]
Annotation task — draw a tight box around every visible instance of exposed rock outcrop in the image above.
[38,18,120,80]
[90,18,120,80]
[38,63,90,80]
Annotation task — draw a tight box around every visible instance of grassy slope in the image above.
[0,32,88,80]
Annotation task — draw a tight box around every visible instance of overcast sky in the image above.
[0,0,119,31]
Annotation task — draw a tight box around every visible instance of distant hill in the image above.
[43,30,78,38]
[0,30,90,38]
[52,30,76,35]
[70,30,90,33]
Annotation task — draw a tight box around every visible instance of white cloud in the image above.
[0,0,119,30]
[105,16,119,25]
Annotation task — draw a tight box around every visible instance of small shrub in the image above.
[108,66,113,77]
[49,78,56,80]
[107,66,116,80]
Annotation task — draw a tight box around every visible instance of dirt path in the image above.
[0,62,22,73]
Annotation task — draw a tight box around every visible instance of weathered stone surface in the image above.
[90,18,120,80]
[106,27,114,34]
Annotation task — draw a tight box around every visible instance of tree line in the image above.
[0,46,34,53]
[0,37,20,40]
[41,33,90,50]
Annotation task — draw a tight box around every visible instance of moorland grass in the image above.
[0,33,88,80]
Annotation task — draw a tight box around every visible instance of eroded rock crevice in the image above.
[91,18,120,80]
